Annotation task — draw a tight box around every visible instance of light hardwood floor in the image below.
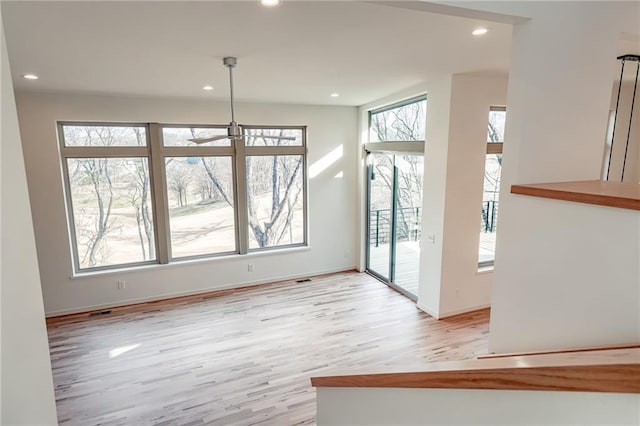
[47,271,489,426]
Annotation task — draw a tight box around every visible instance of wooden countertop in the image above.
[311,347,640,393]
[510,180,640,210]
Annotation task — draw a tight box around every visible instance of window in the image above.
[244,127,306,250]
[164,155,236,258]
[246,155,304,249]
[369,96,426,142]
[59,122,307,272]
[479,107,505,266]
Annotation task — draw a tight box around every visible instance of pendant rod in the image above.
[229,64,235,123]
[223,57,238,124]
[621,61,640,181]
[606,59,626,181]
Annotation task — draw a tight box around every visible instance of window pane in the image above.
[244,128,303,147]
[162,127,231,147]
[67,157,156,269]
[487,109,506,142]
[63,125,147,147]
[165,157,236,258]
[367,153,393,280]
[393,155,423,296]
[246,155,304,249]
[369,98,426,142]
[479,153,502,264]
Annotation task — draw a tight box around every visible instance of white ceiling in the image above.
[2,1,514,106]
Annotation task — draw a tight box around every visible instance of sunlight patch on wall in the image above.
[309,145,343,179]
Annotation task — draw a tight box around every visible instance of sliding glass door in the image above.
[367,153,423,299]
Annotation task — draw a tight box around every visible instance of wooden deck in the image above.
[369,241,421,295]
[47,271,490,426]
[369,232,497,296]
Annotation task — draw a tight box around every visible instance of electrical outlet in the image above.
[117,280,126,290]
[247,264,254,272]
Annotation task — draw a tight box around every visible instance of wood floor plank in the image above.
[47,271,489,425]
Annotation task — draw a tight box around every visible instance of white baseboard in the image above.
[438,304,491,319]
[46,267,356,317]
[416,301,490,320]
[416,301,439,318]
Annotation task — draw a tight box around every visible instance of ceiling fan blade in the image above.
[187,135,231,144]
[244,134,297,141]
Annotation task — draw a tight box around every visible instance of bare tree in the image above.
[66,125,160,267]
[246,152,302,248]
[167,166,191,207]
[369,100,426,242]
[201,158,234,207]
[122,128,156,260]
[68,127,122,267]
[184,128,302,249]
[371,100,425,142]
[73,156,114,267]
[195,168,216,202]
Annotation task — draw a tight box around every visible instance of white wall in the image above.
[0,13,58,425]
[418,73,508,318]
[490,2,640,353]
[15,92,358,316]
[316,387,640,426]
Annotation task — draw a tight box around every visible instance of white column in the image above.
[418,74,508,318]
[418,75,453,318]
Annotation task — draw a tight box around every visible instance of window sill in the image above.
[69,245,311,280]
[477,264,494,274]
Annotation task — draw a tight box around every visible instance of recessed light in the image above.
[203,85,214,91]
[472,27,489,36]
[22,73,39,80]
[260,0,280,7]
[330,93,340,97]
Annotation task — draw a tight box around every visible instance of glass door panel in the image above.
[366,153,423,300]
[393,155,423,297]
[367,153,393,280]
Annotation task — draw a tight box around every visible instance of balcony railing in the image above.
[369,207,421,247]
[369,202,497,249]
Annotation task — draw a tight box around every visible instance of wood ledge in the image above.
[311,348,640,394]
[477,343,640,360]
[510,180,640,211]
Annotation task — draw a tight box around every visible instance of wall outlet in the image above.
[247,264,254,272]
[117,280,126,290]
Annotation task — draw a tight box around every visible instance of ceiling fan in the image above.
[188,57,296,144]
